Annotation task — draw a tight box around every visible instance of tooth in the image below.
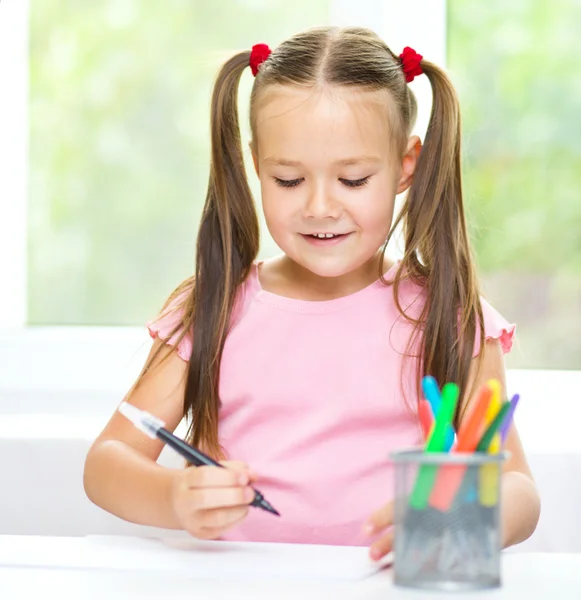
[325,233,334,238]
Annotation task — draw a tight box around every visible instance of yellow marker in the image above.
[479,379,502,506]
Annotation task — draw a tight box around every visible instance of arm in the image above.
[464,338,541,547]
[83,340,188,529]
[365,339,541,560]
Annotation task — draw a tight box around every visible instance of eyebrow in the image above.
[262,156,382,167]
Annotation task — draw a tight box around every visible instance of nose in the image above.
[304,182,342,220]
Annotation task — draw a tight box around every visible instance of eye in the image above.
[274,178,303,188]
[340,177,371,188]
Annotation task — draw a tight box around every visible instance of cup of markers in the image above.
[389,377,519,591]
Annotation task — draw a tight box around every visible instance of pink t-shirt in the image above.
[148,261,515,546]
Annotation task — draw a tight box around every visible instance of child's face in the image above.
[252,85,419,279]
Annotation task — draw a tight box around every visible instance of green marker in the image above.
[476,401,511,451]
[409,382,460,510]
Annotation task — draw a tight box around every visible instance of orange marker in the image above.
[456,382,495,452]
[428,382,494,511]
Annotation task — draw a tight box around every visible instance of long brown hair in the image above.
[141,26,484,458]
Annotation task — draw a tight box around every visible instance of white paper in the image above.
[0,535,392,581]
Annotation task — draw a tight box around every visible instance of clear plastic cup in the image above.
[389,449,508,591]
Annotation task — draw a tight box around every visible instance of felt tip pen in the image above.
[499,394,520,444]
[118,402,280,517]
[422,376,455,450]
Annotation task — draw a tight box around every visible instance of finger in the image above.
[197,504,250,533]
[364,501,394,535]
[221,460,259,482]
[369,530,394,562]
[187,465,250,488]
[190,485,255,510]
[198,509,251,540]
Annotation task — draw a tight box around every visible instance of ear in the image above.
[249,140,259,177]
[396,135,422,194]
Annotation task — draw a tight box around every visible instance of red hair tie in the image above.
[399,46,423,83]
[249,43,271,77]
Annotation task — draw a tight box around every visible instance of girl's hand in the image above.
[170,460,258,540]
[363,501,394,561]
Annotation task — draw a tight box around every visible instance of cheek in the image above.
[260,187,295,234]
[350,190,396,236]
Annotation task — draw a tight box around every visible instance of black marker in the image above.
[118,402,280,517]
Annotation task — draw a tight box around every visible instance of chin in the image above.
[288,252,365,279]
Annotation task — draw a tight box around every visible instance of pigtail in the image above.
[391,60,485,425]
[185,52,260,458]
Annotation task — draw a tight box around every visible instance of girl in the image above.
[83,26,540,561]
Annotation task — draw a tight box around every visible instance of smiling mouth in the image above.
[300,232,353,246]
[303,233,350,239]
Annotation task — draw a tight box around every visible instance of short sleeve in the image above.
[146,289,192,362]
[472,297,516,358]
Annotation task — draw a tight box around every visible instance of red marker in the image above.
[418,399,435,442]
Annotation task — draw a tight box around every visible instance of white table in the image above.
[0,536,580,600]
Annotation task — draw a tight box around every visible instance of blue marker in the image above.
[422,376,455,451]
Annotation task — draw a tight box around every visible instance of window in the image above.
[0,0,577,411]
[28,1,332,326]
[23,0,440,327]
[448,0,581,369]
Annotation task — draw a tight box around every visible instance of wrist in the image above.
[161,468,184,530]
[500,470,541,548]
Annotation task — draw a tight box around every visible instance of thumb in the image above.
[220,460,247,471]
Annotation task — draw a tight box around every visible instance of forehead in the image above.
[253,85,397,163]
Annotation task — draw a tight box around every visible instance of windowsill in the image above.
[0,373,578,455]
[0,326,151,414]
[1,326,580,454]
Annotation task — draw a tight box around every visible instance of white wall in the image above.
[0,413,189,539]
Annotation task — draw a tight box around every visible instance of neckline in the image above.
[250,259,400,314]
